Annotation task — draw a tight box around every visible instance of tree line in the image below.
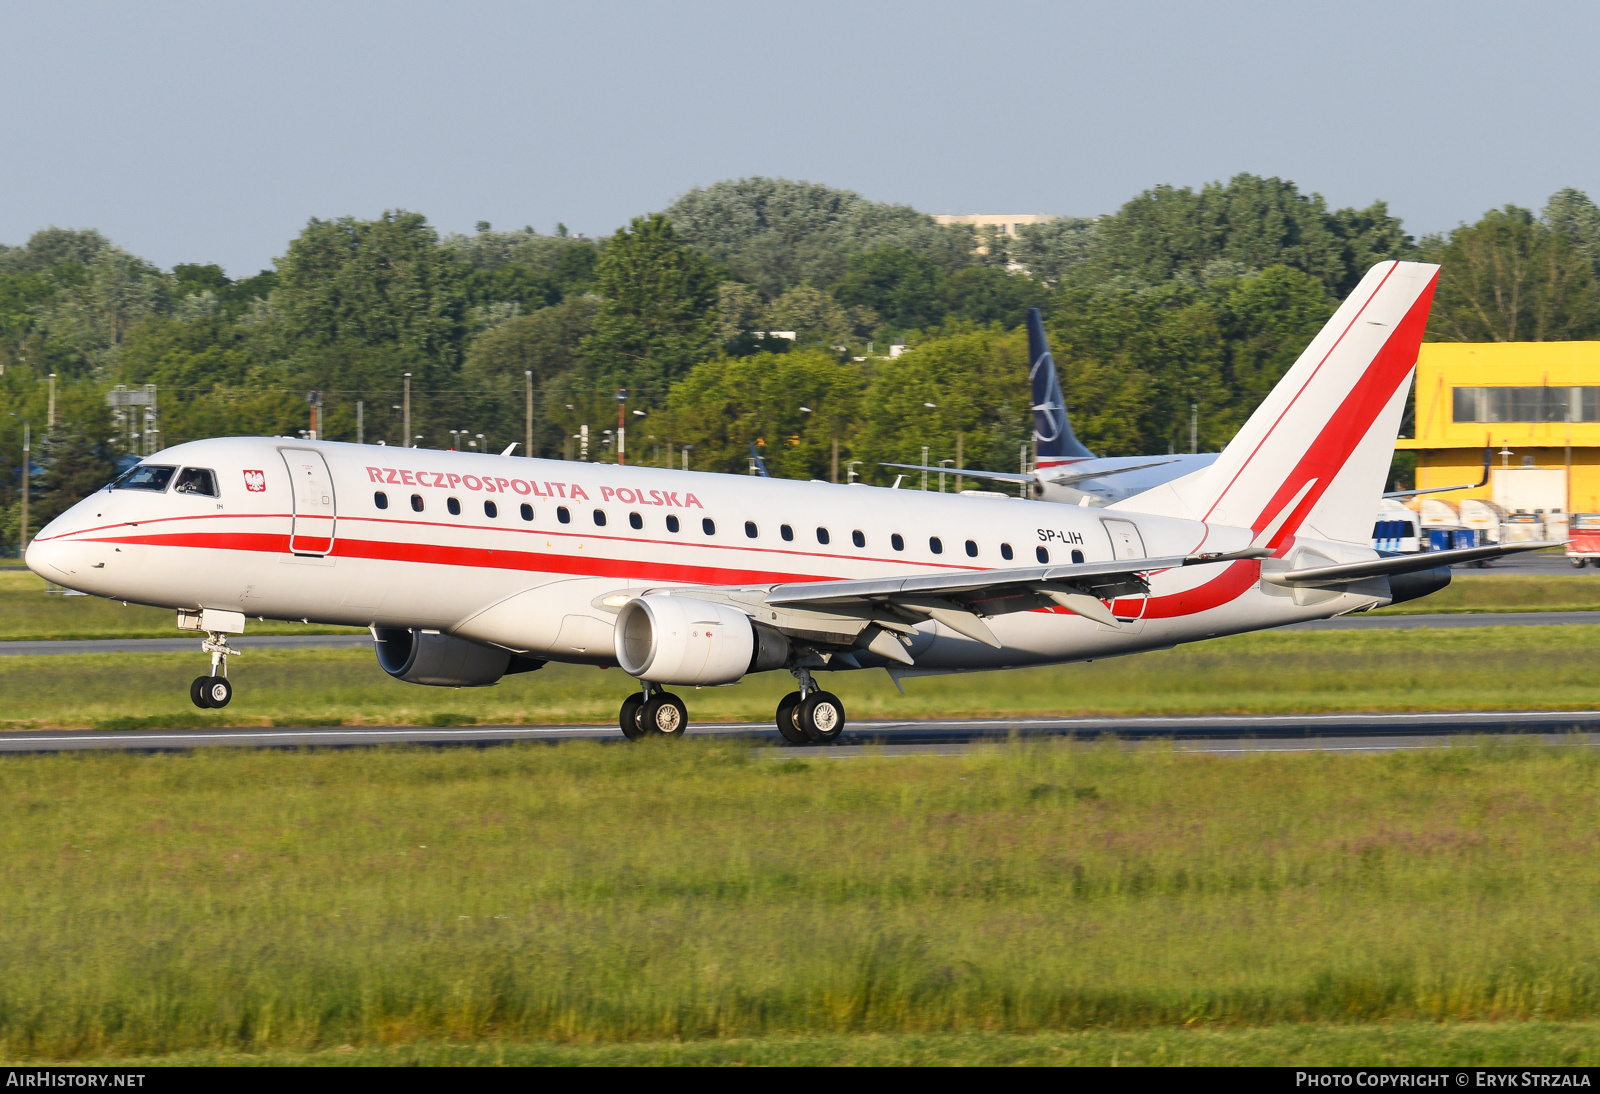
[4,174,1600,547]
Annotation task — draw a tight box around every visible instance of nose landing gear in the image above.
[190,631,239,709]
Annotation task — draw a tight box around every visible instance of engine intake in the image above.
[613,595,786,685]
[374,627,543,687]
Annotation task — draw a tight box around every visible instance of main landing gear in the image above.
[775,668,846,746]
[190,630,239,709]
[618,684,688,739]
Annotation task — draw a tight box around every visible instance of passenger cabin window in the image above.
[112,464,175,492]
[411,494,424,513]
[852,530,865,548]
[816,527,830,545]
[173,467,218,497]
[1036,546,1049,564]
[447,497,462,516]
[593,509,607,527]
[557,506,571,523]
[964,540,978,557]
[520,503,533,521]
[780,524,794,542]
[702,518,716,535]
[666,514,680,533]
[484,500,497,518]
[374,491,389,510]
[891,533,905,552]
[629,512,643,530]
[929,537,943,555]
[1000,542,1012,561]
[745,521,758,538]
[1071,549,1085,564]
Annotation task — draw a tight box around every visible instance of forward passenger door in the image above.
[280,448,337,557]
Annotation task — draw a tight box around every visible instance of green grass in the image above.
[2,625,1599,731]
[0,570,363,640]
[2,568,1598,642]
[1375,573,1600,614]
[1,740,1598,1062]
[38,1023,1600,1065]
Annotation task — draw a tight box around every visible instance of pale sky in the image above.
[3,0,1596,276]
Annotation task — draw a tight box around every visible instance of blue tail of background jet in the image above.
[1027,307,1093,467]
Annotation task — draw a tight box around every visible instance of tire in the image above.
[204,677,232,708]
[1574,558,1589,569]
[642,692,688,738]
[775,691,808,745]
[190,676,213,709]
[619,694,646,740]
[799,691,845,744]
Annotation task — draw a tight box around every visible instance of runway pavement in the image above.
[2,610,1597,658]
[1,709,1595,756]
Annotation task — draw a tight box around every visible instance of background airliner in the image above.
[27,262,1547,743]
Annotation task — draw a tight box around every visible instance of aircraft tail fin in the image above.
[1123,261,1440,549]
[1027,307,1094,467]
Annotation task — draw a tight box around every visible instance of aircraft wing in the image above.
[876,458,1184,488]
[877,462,1035,485]
[747,548,1269,648]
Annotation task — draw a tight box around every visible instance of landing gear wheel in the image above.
[203,677,232,708]
[619,694,646,740]
[775,691,808,745]
[642,692,688,738]
[798,691,845,744]
[191,676,213,709]
[1574,558,1589,569]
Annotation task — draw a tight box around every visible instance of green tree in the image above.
[579,214,720,404]
[664,177,973,296]
[1217,265,1337,416]
[1012,217,1099,286]
[461,296,600,458]
[1543,188,1600,280]
[830,248,946,332]
[938,267,1050,329]
[1426,206,1600,342]
[33,423,118,527]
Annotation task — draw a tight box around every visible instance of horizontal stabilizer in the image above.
[1262,541,1558,588]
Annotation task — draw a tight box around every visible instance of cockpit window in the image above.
[173,467,219,497]
[111,464,175,492]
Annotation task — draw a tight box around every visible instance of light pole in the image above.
[357,400,364,445]
[615,388,628,466]
[403,373,412,448]
[682,444,692,472]
[47,374,55,430]
[920,446,930,491]
[938,458,954,493]
[846,459,862,484]
[449,429,463,450]
[525,371,534,459]
[474,433,485,451]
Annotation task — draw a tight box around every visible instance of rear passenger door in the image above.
[1101,518,1145,560]
[280,448,337,556]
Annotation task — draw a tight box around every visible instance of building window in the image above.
[964,539,978,557]
[1036,546,1049,564]
[629,512,643,530]
[374,491,388,510]
[702,518,716,535]
[666,514,680,533]
[929,537,943,555]
[411,495,424,513]
[593,509,607,527]
[891,533,904,552]
[557,506,571,523]
[780,524,794,542]
[520,503,533,521]
[1453,386,1600,423]
[484,500,497,518]
[745,521,758,538]
[1000,542,1012,561]
[816,527,830,545]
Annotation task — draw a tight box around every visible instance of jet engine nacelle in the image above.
[613,594,787,685]
[374,626,543,687]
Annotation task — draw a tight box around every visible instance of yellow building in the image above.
[1397,342,1600,517]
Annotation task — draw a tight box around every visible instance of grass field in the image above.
[2,566,1599,642]
[1,739,1597,1064]
[0,624,1597,731]
[0,569,362,640]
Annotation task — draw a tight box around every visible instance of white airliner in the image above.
[26,262,1547,743]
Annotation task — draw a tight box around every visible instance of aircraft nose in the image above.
[24,535,62,581]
